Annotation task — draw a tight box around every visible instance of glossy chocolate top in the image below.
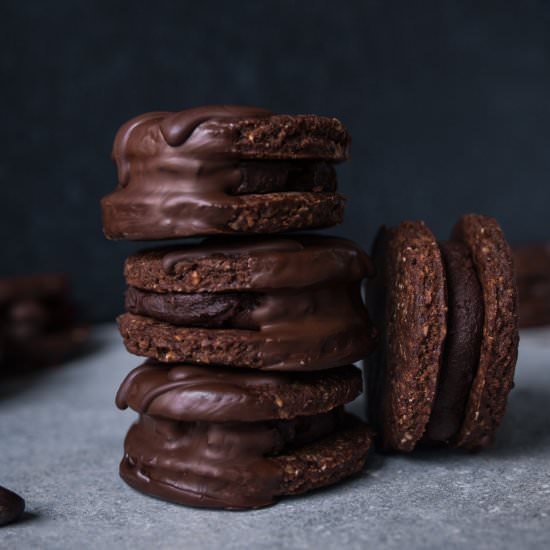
[116,361,362,421]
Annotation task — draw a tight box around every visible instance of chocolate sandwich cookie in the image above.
[116,362,371,509]
[367,214,519,452]
[118,235,377,371]
[0,274,88,372]
[514,242,550,328]
[101,105,350,240]
[116,361,363,422]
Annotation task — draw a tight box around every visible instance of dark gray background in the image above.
[1,0,549,322]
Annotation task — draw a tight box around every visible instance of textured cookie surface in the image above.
[118,312,375,372]
[368,222,447,451]
[452,214,519,450]
[120,413,371,509]
[125,235,372,293]
[116,361,363,422]
[101,106,350,240]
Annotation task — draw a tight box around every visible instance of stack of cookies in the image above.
[101,106,377,509]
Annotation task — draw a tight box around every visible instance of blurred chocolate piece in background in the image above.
[0,485,25,526]
[514,243,550,328]
[0,274,88,374]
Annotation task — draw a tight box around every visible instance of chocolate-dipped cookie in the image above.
[101,105,350,240]
[116,361,363,422]
[367,214,519,452]
[514,242,550,328]
[116,362,371,509]
[118,235,377,371]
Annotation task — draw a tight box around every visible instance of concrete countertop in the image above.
[1,325,549,550]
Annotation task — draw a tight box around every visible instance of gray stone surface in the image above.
[1,325,549,550]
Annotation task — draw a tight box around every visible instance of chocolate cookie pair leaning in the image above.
[367,214,519,452]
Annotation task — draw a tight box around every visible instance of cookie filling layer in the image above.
[425,241,483,443]
[120,408,343,509]
[125,283,367,330]
[125,287,258,328]
[116,361,362,422]
[101,106,346,239]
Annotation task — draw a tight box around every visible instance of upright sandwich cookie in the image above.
[367,214,519,452]
[116,361,372,509]
[118,235,377,371]
[101,105,350,240]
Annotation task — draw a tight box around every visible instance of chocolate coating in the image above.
[425,241,483,443]
[116,361,363,422]
[101,106,349,240]
[120,412,371,509]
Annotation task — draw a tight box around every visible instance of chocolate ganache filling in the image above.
[425,241,484,443]
[120,408,343,509]
[125,287,258,328]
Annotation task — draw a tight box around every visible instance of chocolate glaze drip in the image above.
[101,106,344,240]
[116,362,287,419]
[120,409,341,509]
[426,241,483,443]
[112,112,169,187]
[159,105,271,146]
